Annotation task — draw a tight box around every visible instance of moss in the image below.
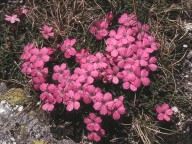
[0,88,31,106]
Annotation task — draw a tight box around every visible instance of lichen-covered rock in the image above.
[0,88,31,106]
[0,87,77,144]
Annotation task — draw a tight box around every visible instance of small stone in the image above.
[183,44,188,48]
[0,108,6,114]
[171,106,179,113]
[18,106,23,112]
[187,51,192,59]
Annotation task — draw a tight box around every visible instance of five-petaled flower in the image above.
[61,38,77,58]
[5,14,20,24]
[40,25,54,39]
[155,103,173,121]
[84,113,105,142]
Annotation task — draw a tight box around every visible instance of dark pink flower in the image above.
[30,47,50,68]
[40,25,54,39]
[81,84,101,104]
[89,20,109,40]
[116,48,133,68]
[133,49,149,66]
[156,104,173,121]
[61,38,77,58]
[105,11,113,22]
[75,49,89,63]
[39,84,57,106]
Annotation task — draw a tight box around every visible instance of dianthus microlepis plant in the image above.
[19,11,162,142]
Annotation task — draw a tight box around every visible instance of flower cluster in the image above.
[103,13,160,91]
[84,113,105,142]
[155,103,173,121]
[20,43,54,91]
[89,11,113,40]
[20,12,160,142]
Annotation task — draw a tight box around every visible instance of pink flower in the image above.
[87,129,105,142]
[65,90,81,111]
[39,84,57,111]
[82,84,102,104]
[105,11,114,22]
[93,92,112,115]
[148,57,157,71]
[42,103,54,111]
[20,43,36,60]
[21,62,33,75]
[84,113,102,131]
[140,69,150,86]
[5,14,20,24]
[156,104,173,121]
[118,13,137,27]
[61,38,77,58]
[115,26,135,44]
[75,49,89,63]
[52,63,70,83]
[40,83,56,101]
[116,48,133,68]
[122,63,138,82]
[106,38,123,57]
[107,96,126,120]
[32,76,46,90]
[22,8,28,14]
[30,47,50,68]
[89,20,108,40]
[93,52,107,69]
[76,64,99,84]
[105,66,122,84]
[133,49,149,66]
[84,113,105,142]
[40,25,54,39]
[31,67,48,77]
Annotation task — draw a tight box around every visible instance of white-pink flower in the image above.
[5,14,20,24]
